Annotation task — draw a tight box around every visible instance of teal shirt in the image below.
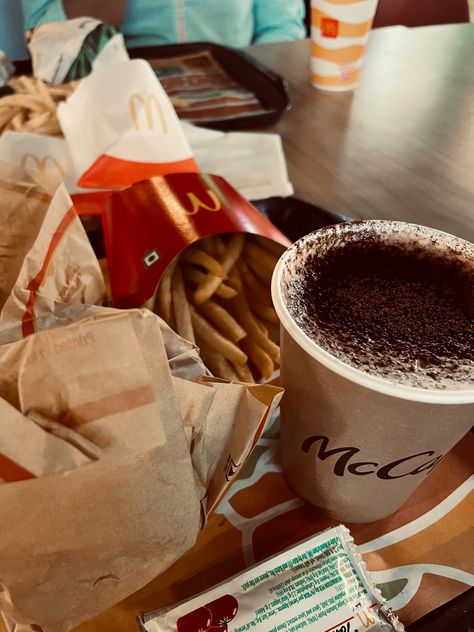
[21,0,306,48]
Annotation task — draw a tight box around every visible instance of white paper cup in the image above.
[311,0,379,91]
[272,221,474,523]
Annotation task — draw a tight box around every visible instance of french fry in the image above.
[194,233,244,304]
[198,344,239,381]
[0,107,17,129]
[230,282,280,364]
[156,259,177,326]
[198,235,218,257]
[251,302,279,323]
[181,266,238,299]
[172,266,195,343]
[189,304,248,366]
[240,338,274,381]
[23,111,51,131]
[10,111,25,131]
[198,300,246,343]
[245,241,279,275]
[231,360,255,383]
[180,249,227,278]
[237,258,273,307]
[153,234,281,382]
[0,76,78,135]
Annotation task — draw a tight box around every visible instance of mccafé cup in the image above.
[271,221,474,523]
[311,0,379,91]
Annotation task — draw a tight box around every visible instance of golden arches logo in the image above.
[355,608,376,628]
[321,17,339,38]
[130,94,168,133]
[20,154,65,177]
[184,190,222,216]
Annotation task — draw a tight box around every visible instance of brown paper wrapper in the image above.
[0,307,282,631]
[0,161,105,338]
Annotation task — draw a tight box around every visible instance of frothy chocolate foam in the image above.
[285,227,474,390]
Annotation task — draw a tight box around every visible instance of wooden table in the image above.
[247,24,474,244]
[247,25,474,631]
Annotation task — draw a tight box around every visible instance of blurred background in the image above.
[1,0,474,61]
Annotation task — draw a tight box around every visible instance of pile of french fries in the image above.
[154,233,283,383]
[0,75,77,135]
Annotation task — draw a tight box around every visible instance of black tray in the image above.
[12,42,290,132]
[128,41,290,131]
[254,196,351,242]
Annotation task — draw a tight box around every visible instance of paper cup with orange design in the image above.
[311,0,379,92]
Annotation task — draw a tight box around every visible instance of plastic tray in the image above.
[10,41,289,131]
[128,41,290,131]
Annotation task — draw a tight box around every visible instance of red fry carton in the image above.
[103,172,290,308]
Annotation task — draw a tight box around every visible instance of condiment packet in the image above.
[139,525,404,632]
[27,17,129,83]
[57,59,197,189]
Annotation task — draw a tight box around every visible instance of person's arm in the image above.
[21,0,67,31]
[252,0,306,44]
[21,0,126,30]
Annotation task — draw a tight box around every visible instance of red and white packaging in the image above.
[102,172,290,308]
[57,59,198,189]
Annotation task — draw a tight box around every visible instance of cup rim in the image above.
[271,220,474,405]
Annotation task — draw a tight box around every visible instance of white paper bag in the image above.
[57,59,197,189]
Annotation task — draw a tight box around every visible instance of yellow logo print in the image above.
[20,154,65,177]
[130,94,168,133]
[356,608,376,628]
[185,190,222,216]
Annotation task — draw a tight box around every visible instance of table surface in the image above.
[247,24,474,632]
[247,24,474,244]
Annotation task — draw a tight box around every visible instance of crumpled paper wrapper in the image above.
[0,166,283,632]
[0,307,282,632]
[0,160,105,337]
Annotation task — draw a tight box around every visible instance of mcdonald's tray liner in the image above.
[139,526,404,632]
[0,161,283,632]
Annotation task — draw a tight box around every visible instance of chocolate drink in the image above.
[285,226,474,390]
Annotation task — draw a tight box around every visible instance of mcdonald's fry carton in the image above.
[103,172,289,308]
[102,172,290,384]
[311,0,379,91]
[57,59,198,189]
